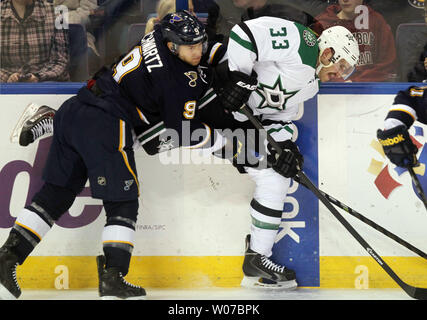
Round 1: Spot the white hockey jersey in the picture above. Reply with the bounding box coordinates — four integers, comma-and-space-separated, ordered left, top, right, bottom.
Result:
227, 16, 320, 122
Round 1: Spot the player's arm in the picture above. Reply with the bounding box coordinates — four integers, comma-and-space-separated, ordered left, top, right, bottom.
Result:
204, 41, 227, 66
382, 86, 423, 130
214, 22, 259, 112
376, 86, 425, 167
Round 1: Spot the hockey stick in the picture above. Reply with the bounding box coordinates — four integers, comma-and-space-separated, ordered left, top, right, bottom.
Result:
292, 175, 427, 260
239, 104, 427, 300
407, 166, 427, 211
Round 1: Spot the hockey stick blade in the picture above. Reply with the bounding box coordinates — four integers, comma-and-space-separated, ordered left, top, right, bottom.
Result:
407, 166, 427, 211
239, 104, 427, 300
296, 171, 427, 300
292, 175, 427, 260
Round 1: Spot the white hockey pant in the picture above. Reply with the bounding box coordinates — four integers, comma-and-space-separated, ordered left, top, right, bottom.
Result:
245, 120, 295, 257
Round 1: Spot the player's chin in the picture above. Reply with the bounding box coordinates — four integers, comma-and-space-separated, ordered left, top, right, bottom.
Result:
190, 58, 201, 66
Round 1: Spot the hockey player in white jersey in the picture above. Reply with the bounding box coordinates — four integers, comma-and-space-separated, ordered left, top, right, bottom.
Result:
209, 8, 360, 289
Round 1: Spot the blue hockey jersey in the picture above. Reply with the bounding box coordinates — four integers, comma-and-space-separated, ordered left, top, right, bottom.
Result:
385, 86, 427, 129
88, 24, 227, 155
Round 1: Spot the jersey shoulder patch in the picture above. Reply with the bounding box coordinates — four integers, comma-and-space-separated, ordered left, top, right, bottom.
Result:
293, 23, 319, 69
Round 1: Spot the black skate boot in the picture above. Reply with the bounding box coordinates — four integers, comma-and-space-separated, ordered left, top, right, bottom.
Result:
10, 103, 55, 146
0, 234, 22, 299
241, 234, 298, 290
96, 255, 146, 300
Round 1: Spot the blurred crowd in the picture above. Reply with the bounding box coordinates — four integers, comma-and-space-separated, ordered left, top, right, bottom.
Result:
1, 0, 426, 83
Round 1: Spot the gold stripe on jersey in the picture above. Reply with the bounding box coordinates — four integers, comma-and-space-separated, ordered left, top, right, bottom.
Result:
389, 108, 416, 121
136, 108, 150, 124
208, 43, 222, 64
388, 103, 417, 121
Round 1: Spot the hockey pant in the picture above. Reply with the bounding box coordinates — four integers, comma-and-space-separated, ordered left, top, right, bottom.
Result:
245, 121, 295, 257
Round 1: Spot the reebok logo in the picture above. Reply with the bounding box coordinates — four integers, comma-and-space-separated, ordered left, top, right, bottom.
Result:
378, 134, 405, 147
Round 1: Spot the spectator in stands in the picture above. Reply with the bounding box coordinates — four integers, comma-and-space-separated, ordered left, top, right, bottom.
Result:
144, 0, 212, 35
407, 3, 427, 82
407, 42, 427, 83
90, 0, 143, 68
190, 0, 216, 14
0, 0, 69, 82
207, 0, 327, 42
53, 1, 99, 72
365, 0, 425, 36
51, 0, 100, 79
312, 0, 398, 82
145, 0, 175, 34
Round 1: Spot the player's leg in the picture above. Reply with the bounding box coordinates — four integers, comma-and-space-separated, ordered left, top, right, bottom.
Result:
242, 167, 297, 289
0, 100, 87, 299
10, 103, 56, 146
0, 183, 82, 300
96, 199, 145, 300
241, 121, 298, 289
79, 115, 145, 300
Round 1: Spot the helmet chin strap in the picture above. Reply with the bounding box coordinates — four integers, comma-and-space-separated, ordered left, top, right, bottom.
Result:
170, 43, 179, 55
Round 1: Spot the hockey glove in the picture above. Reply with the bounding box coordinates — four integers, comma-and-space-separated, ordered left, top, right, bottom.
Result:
377, 125, 418, 168
271, 140, 304, 178
217, 70, 258, 112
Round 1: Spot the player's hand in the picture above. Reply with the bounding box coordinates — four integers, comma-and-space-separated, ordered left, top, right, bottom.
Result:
7, 73, 20, 83
21, 74, 39, 83
271, 140, 304, 178
218, 70, 258, 112
377, 125, 418, 168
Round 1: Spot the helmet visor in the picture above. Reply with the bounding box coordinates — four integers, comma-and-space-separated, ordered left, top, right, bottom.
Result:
333, 58, 356, 80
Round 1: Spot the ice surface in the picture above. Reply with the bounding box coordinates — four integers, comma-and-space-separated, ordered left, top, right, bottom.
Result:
18, 287, 412, 300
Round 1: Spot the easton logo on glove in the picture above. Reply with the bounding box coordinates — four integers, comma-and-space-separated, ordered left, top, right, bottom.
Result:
236, 81, 258, 91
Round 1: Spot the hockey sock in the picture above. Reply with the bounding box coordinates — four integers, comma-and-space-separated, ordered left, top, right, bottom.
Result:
102, 225, 134, 276
102, 200, 138, 276
9, 204, 54, 264
249, 198, 282, 257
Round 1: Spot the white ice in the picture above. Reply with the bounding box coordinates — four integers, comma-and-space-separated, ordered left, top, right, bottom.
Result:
18, 287, 413, 300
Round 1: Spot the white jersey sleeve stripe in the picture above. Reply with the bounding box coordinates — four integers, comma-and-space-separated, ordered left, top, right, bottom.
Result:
229, 29, 256, 54
388, 104, 417, 121
228, 24, 257, 74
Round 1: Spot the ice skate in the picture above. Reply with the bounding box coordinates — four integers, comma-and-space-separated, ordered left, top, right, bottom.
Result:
10, 103, 55, 146
241, 235, 298, 290
96, 255, 146, 300
0, 234, 22, 300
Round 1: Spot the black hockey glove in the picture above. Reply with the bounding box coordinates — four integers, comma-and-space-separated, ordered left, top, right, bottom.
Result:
270, 140, 304, 178
217, 70, 258, 112
377, 125, 418, 168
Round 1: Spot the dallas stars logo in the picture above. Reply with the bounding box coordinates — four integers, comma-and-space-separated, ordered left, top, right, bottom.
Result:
255, 76, 299, 110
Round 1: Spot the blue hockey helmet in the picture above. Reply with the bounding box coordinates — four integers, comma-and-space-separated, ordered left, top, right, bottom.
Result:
160, 10, 207, 53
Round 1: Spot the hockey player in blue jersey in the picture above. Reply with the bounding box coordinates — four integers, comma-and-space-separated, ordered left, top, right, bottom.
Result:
0, 10, 259, 300
377, 86, 427, 168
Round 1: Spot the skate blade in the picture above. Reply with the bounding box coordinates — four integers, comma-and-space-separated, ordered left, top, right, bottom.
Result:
0, 283, 18, 300
10, 103, 41, 144
241, 276, 298, 290
101, 295, 146, 300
